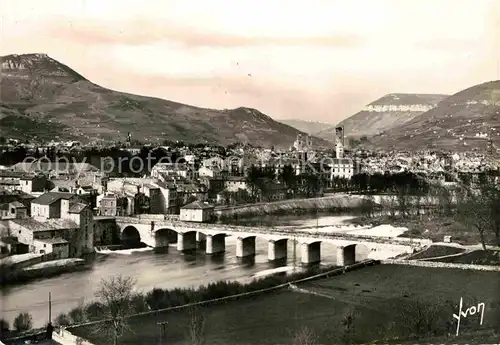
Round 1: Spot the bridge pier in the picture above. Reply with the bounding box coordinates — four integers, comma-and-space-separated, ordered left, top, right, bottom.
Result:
301, 242, 321, 265
337, 245, 356, 266
206, 234, 225, 255
236, 236, 256, 258
268, 239, 287, 261
197, 232, 206, 243
154, 235, 169, 249
177, 232, 197, 252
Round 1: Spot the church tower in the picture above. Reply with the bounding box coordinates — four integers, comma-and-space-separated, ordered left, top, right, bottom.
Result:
335, 126, 344, 158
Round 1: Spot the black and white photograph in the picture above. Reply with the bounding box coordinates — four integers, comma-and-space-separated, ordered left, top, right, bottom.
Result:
1, 0, 499, 344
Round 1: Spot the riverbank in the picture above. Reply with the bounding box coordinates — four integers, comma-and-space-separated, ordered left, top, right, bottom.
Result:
214, 194, 375, 221
69, 264, 500, 345
0, 258, 90, 286
348, 213, 497, 245
1, 263, 349, 342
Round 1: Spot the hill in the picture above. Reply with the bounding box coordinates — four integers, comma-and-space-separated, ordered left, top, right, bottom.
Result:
369, 80, 500, 152
0, 53, 329, 148
279, 119, 332, 135
315, 93, 448, 141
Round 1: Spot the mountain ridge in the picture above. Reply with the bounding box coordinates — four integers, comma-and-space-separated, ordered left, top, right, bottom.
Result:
0, 53, 330, 148
279, 119, 333, 135
368, 80, 500, 152
315, 93, 449, 141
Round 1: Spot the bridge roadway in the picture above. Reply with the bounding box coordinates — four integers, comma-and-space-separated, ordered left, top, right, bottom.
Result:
113, 216, 430, 266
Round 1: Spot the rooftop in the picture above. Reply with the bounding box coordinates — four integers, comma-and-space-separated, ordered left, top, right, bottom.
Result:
32, 192, 75, 205
9, 218, 79, 232
68, 202, 88, 214
36, 237, 69, 244
181, 200, 214, 210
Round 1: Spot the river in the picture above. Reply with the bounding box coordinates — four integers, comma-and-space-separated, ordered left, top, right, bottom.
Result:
1, 213, 400, 328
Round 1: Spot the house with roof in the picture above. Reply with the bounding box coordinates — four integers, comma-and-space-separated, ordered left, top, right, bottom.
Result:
24, 192, 94, 256
31, 192, 78, 220
180, 200, 215, 222
329, 158, 360, 180
9, 218, 78, 257
0, 201, 28, 220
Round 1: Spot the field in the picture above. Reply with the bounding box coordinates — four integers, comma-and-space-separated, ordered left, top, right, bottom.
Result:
70, 265, 500, 345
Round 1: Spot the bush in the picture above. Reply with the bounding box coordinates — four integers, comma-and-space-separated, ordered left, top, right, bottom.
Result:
13, 312, 33, 332
69, 306, 87, 324
0, 318, 10, 338
62, 265, 342, 327
55, 313, 71, 327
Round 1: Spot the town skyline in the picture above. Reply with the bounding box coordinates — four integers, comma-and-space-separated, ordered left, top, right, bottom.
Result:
1, 0, 499, 123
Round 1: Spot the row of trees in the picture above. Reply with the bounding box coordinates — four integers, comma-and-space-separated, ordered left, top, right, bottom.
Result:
358, 172, 500, 249
245, 165, 323, 201
349, 171, 429, 194
4, 274, 496, 344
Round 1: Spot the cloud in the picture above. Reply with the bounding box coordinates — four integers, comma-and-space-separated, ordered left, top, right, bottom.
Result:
43, 18, 365, 49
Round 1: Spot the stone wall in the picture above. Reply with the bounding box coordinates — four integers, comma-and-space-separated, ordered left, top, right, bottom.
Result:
381, 259, 500, 271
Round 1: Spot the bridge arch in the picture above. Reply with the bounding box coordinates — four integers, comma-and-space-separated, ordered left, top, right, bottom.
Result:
336, 243, 370, 266
177, 230, 197, 252
155, 228, 178, 244
301, 240, 322, 265
236, 235, 257, 258
121, 226, 141, 248
268, 238, 288, 261
206, 233, 227, 255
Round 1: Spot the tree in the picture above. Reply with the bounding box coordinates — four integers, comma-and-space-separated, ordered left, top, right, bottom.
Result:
457, 177, 500, 248
0, 318, 9, 338
340, 307, 357, 345
245, 165, 262, 201
13, 312, 33, 332
396, 185, 411, 218
55, 313, 71, 327
396, 298, 443, 338
292, 325, 317, 345
456, 192, 491, 250
93, 275, 137, 345
187, 306, 206, 345
278, 164, 296, 192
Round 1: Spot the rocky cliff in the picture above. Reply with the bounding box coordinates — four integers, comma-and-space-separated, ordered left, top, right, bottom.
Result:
369, 80, 500, 152
316, 93, 448, 141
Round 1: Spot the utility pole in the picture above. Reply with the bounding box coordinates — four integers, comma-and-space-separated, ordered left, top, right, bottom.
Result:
48, 292, 52, 323
292, 236, 297, 273
158, 321, 167, 345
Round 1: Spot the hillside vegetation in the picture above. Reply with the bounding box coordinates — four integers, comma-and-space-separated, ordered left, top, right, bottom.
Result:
316, 93, 448, 140
369, 81, 500, 152
1, 53, 329, 148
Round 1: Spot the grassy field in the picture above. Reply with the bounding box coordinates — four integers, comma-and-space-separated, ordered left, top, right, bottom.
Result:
436, 249, 500, 265
70, 265, 500, 345
407, 244, 465, 259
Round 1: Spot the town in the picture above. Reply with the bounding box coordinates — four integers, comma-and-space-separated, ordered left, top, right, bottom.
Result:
1, 127, 499, 344
1, 1, 500, 343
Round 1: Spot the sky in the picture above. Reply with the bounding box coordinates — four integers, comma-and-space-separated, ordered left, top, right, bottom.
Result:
1, 0, 499, 124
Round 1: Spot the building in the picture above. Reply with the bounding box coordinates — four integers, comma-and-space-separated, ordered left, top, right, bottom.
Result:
151, 163, 198, 180
20, 191, 94, 257
224, 176, 248, 191
330, 158, 360, 180
180, 200, 214, 222
31, 192, 78, 220
33, 237, 69, 258
9, 218, 81, 257
0, 201, 28, 220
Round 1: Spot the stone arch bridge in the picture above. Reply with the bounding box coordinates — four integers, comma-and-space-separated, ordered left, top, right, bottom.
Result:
115, 217, 428, 266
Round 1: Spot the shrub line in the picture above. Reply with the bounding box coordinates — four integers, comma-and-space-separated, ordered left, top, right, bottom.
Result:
67, 259, 379, 330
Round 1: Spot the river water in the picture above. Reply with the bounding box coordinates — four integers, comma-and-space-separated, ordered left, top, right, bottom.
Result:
1, 214, 397, 328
